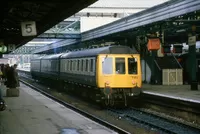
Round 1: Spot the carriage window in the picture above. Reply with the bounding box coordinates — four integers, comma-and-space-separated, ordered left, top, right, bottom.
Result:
77, 60, 80, 71
115, 58, 125, 74
70, 60, 73, 71
81, 60, 84, 71
73, 60, 75, 71
102, 57, 113, 74
85, 59, 88, 72
128, 58, 137, 74
90, 59, 93, 72
65, 60, 68, 71
67, 60, 70, 71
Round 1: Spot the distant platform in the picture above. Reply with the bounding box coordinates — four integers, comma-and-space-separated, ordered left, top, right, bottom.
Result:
142, 84, 200, 104
17, 67, 30, 72
0, 83, 117, 134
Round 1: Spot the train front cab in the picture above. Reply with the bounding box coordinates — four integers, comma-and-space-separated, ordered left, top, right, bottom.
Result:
97, 54, 142, 106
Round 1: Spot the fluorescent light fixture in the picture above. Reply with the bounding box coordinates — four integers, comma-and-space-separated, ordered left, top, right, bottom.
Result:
176, 29, 186, 33
28, 41, 54, 44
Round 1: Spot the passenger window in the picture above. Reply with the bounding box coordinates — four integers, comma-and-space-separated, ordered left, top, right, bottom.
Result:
85, 59, 88, 72
83, 60, 86, 72
65, 60, 68, 71
73, 60, 76, 71
67, 60, 70, 71
128, 58, 137, 74
90, 59, 93, 72
77, 60, 80, 71
75, 60, 77, 71
81, 60, 83, 71
70, 60, 73, 71
102, 57, 113, 74
115, 58, 125, 74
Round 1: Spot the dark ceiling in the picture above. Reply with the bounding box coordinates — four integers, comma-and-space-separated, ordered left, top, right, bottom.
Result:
0, 0, 97, 49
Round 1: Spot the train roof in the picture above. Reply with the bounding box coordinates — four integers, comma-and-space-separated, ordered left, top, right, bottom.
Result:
31, 55, 45, 61
61, 45, 138, 59
41, 53, 63, 60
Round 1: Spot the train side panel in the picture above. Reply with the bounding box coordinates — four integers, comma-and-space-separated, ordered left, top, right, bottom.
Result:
30, 58, 41, 79
40, 59, 60, 80
59, 57, 97, 87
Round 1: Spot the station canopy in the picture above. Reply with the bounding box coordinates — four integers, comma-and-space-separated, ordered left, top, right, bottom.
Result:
0, 0, 97, 54
11, 0, 170, 54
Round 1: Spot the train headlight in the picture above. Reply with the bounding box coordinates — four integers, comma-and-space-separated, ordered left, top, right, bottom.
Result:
132, 80, 136, 85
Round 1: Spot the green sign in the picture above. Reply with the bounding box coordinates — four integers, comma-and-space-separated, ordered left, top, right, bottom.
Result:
0, 45, 8, 53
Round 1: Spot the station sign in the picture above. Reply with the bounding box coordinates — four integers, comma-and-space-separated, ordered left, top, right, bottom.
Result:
0, 40, 7, 53
21, 21, 37, 36
0, 46, 7, 53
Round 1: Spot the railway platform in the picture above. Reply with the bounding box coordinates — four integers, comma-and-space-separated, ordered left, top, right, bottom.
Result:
142, 84, 200, 103
0, 83, 117, 134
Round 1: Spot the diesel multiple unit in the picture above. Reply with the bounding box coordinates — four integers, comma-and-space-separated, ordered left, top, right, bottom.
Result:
31, 45, 142, 107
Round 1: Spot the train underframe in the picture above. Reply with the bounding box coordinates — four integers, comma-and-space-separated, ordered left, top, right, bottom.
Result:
101, 87, 141, 107
32, 75, 141, 107
62, 80, 141, 107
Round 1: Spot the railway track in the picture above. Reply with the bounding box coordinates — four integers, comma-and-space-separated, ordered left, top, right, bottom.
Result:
141, 93, 200, 115
140, 93, 200, 130
108, 107, 200, 134
18, 70, 200, 134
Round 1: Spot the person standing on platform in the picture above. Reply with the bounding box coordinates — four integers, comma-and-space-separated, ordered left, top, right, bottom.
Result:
13, 64, 20, 87
7, 64, 19, 88
0, 64, 6, 111
4, 64, 10, 86
0, 64, 3, 81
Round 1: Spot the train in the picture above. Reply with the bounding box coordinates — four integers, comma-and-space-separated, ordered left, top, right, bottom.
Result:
30, 45, 142, 107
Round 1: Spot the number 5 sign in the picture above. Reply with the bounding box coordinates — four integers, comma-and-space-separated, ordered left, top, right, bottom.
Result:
21, 21, 37, 36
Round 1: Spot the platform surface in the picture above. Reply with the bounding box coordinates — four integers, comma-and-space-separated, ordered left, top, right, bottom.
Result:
142, 84, 200, 103
0, 83, 117, 134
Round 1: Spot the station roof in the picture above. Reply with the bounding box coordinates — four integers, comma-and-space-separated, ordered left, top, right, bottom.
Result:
11, 0, 200, 55
0, 0, 97, 49
88, 0, 169, 8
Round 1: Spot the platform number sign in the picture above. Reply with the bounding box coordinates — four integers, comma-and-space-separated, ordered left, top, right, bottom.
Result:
21, 21, 37, 36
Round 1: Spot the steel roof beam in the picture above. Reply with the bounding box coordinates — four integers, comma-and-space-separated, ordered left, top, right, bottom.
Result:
32, 0, 200, 54
31, 39, 80, 53
81, 0, 200, 41
37, 33, 81, 39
